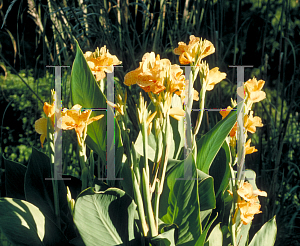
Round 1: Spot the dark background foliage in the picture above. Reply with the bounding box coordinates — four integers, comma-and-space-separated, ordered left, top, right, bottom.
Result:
0, 0, 299, 245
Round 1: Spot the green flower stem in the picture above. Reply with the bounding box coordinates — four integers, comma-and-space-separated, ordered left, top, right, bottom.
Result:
154, 180, 160, 229
89, 150, 95, 187
142, 168, 158, 237
140, 111, 158, 237
193, 87, 206, 136
47, 118, 60, 230
141, 117, 150, 180
78, 137, 88, 190
131, 167, 148, 236
131, 143, 141, 186
154, 114, 170, 230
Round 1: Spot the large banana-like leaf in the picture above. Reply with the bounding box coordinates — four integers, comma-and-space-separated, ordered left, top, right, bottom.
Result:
73, 187, 137, 246
196, 101, 243, 174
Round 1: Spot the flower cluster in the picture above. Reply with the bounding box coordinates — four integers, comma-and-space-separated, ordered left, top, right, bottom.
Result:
173, 35, 215, 65
236, 182, 267, 225
35, 91, 104, 147
123, 52, 191, 121
84, 45, 122, 81
60, 104, 104, 145
220, 77, 265, 155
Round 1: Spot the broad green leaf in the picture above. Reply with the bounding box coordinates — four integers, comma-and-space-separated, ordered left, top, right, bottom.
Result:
205, 223, 223, 246
74, 187, 137, 246
209, 140, 231, 198
24, 148, 55, 222
4, 157, 27, 200
0, 198, 68, 246
150, 229, 176, 246
134, 130, 158, 162
196, 101, 243, 174
24, 147, 76, 240
237, 222, 252, 246
197, 169, 216, 211
161, 154, 202, 246
248, 216, 277, 246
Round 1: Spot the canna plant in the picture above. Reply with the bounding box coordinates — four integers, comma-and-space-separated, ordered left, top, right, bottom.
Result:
0, 36, 276, 246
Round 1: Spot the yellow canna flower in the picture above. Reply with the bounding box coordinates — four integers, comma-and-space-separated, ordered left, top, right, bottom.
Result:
60, 104, 104, 139
84, 45, 122, 81
244, 111, 263, 134
244, 77, 266, 103
173, 35, 215, 65
245, 139, 258, 155
169, 64, 185, 96
237, 182, 267, 225
198, 39, 215, 61
238, 200, 262, 225
204, 67, 227, 91
34, 90, 56, 148
35, 117, 48, 148
237, 182, 267, 203
124, 52, 168, 94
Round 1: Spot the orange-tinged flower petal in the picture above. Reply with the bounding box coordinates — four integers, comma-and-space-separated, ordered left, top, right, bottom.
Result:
147, 122, 153, 136
146, 111, 157, 125
245, 78, 266, 103
238, 200, 261, 225
244, 111, 263, 134
84, 51, 93, 61
245, 139, 258, 155
230, 122, 238, 137
179, 52, 193, 65
169, 107, 185, 121
35, 117, 48, 148
95, 71, 106, 81
219, 106, 237, 136
220, 106, 233, 119
200, 40, 215, 60
86, 114, 104, 125
173, 42, 187, 55
193, 89, 199, 101
43, 102, 55, 117
237, 181, 266, 225
237, 182, 267, 203
237, 182, 253, 200
227, 190, 233, 197
205, 67, 226, 91
253, 189, 267, 197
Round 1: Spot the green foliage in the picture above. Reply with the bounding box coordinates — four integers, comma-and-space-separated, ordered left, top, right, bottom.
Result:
1, 0, 299, 245
73, 186, 138, 246
248, 216, 277, 246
